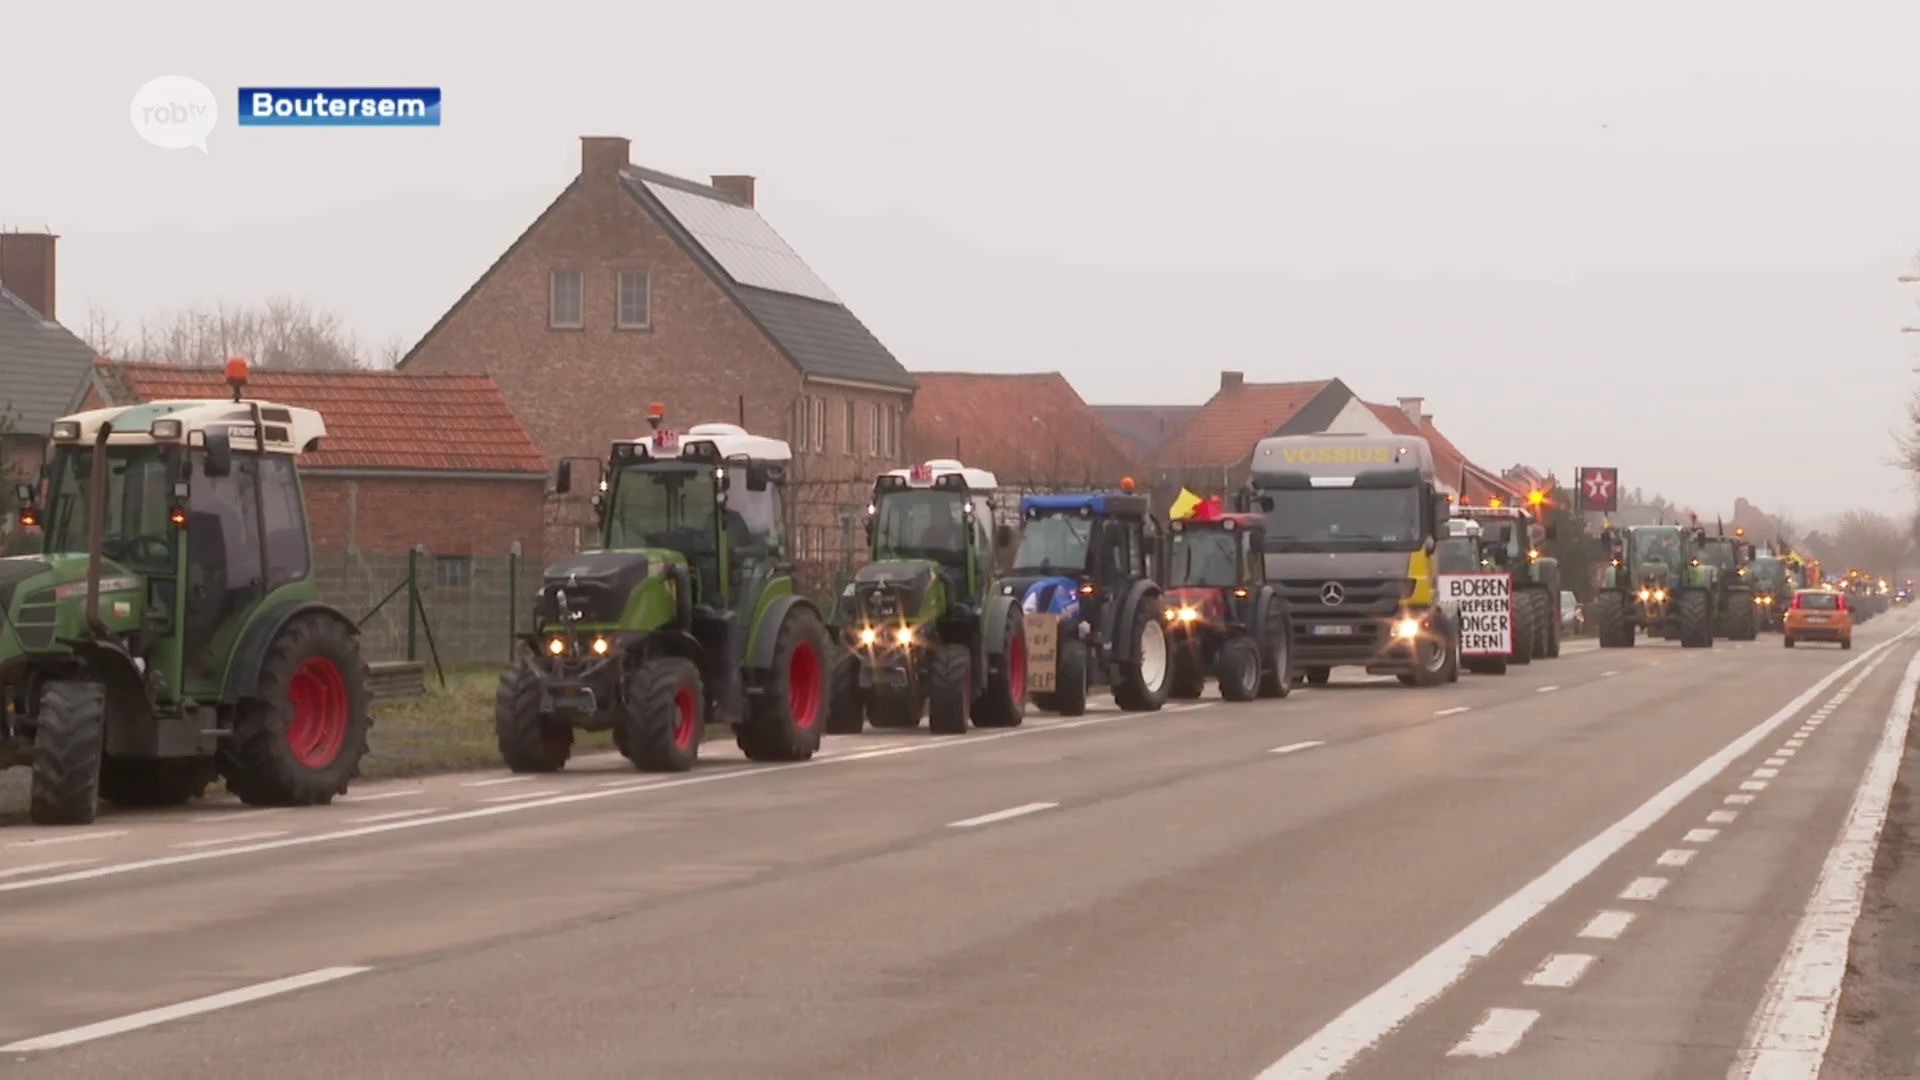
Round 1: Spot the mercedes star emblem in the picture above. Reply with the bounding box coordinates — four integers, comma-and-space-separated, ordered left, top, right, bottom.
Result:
1320, 581, 1345, 606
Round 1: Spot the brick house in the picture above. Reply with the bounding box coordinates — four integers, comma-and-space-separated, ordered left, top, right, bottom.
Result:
0, 232, 97, 507
905, 372, 1139, 488
396, 135, 918, 593
82, 360, 548, 665
1144, 373, 1387, 505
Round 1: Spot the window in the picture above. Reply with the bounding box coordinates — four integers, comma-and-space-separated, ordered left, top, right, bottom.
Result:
843, 400, 855, 455
258, 455, 310, 588
869, 403, 881, 457
617, 270, 650, 328
886, 405, 901, 462
434, 555, 473, 588
550, 269, 583, 329
812, 396, 826, 453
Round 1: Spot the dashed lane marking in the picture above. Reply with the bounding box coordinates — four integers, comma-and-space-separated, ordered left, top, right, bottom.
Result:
4, 830, 129, 849
1269, 741, 1326, 756
1658, 849, 1697, 867
1523, 953, 1595, 988
171, 831, 289, 850
0, 859, 98, 880
947, 802, 1057, 829
1620, 876, 1669, 901
1578, 910, 1637, 940
1447, 1008, 1539, 1058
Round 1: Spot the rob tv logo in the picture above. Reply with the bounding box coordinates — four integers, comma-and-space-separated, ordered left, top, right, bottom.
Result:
130, 75, 218, 153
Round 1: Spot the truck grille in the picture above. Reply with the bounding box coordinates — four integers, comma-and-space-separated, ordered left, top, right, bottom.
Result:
1274, 578, 1408, 616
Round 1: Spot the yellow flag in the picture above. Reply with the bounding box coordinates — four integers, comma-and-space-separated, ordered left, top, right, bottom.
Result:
1169, 488, 1203, 520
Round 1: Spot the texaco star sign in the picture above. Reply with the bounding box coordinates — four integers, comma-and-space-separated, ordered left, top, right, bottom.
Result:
1577, 467, 1618, 512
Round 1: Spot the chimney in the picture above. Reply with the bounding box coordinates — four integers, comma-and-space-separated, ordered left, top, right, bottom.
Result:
1220, 371, 1245, 393
1396, 396, 1423, 426
1420, 413, 1433, 428
0, 231, 57, 321
579, 136, 631, 178
711, 175, 756, 208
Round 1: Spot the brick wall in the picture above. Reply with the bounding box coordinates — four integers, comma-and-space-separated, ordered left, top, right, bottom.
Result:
302, 474, 544, 561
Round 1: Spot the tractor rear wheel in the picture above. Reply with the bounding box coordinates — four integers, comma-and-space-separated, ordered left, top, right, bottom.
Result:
1527, 591, 1552, 658
1113, 597, 1171, 712
1677, 590, 1713, 648
738, 606, 830, 762
1727, 590, 1758, 641
825, 651, 865, 735
1509, 594, 1534, 665
1217, 635, 1260, 701
30, 680, 106, 826
1594, 592, 1630, 647
927, 643, 972, 735
972, 610, 1027, 729
223, 614, 372, 807
622, 657, 703, 772
1257, 603, 1292, 699
100, 757, 216, 808
1050, 638, 1091, 716
495, 656, 571, 773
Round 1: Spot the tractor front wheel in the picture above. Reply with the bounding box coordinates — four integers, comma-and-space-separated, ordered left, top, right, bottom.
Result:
1257, 603, 1292, 699
1727, 590, 1758, 641
1112, 597, 1171, 712
738, 607, 831, 762
1217, 635, 1260, 701
927, 643, 972, 735
622, 657, 703, 772
495, 656, 572, 773
1677, 591, 1714, 648
1527, 591, 1552, 659
223, 615, 372, 806
1168, 636, 1207, 699
972, 610, 1028, 729
825, 651, 865, 735
1594, 592, 1630, 647
30, 680, 106, 826
1050, 637, 1091, 716
1509, 596, 1534, 665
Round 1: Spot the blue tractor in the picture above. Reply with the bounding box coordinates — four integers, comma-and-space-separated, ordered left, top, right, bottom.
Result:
1000, 488, 1172, 716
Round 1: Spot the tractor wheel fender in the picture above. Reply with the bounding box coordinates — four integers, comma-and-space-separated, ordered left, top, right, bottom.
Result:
220, 601, 360, 704
982, 592, 1021, 659
1111, 580, 1161, 664
748, 594, 823, 673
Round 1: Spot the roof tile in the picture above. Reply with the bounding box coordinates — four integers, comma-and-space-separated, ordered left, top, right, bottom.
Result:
1148, 381, 1333, 469
905, 372, 1140, 484
1362, 400, 1520, 504
0, 287, 97, 435
91, 360, 547, 474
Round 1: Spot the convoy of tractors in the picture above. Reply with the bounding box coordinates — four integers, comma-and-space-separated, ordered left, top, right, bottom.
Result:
0, 383, 1897, 825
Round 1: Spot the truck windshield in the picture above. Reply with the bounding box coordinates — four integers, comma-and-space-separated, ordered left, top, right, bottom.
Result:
1013, 514, 1091, 574
42, 445, 178, 573
1167, 530, 1238, 587
606, 464, 718, 551
1253, 487, 1422, 551
872, 489, 968, 562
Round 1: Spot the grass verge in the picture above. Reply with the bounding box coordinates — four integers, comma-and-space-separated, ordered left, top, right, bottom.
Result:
365, 665, 613, 779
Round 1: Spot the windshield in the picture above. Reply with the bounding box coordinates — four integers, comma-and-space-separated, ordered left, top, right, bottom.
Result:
1013, 514, 1091, 574
873, 489, 969, 562
1254, 487, 1421, 552
43, 445, 179, 573
1698, 541, 1740, 569
606, 464, 718, 551
1631, 528, 1682, 574
1750, 558, 1787, 589
1435, 537, 1482, 573
1168, 529, 1239, 587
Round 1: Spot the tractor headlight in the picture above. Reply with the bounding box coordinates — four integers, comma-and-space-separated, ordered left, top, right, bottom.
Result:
546, 637, 566, 656
1395, 618, 1422, 639
1177, 606, 1200, 622
150, 418, 184, 440
1638, 588, 1651, 601
858, 627, 878, 646
1654, 589, 1667, 601
894, 626, 915, 646
591, 636, 610, 656
51, 421, 80, 441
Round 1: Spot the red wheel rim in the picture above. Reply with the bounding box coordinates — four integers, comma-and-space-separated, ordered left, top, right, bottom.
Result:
1009, 630, 1026, 706
672, 684, 698, 750
788, 640, 822, 730
286, 656, 349, 768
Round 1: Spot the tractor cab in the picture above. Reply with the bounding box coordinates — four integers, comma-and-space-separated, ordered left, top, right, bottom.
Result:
854, 459, 1008, 632
1160, 494, 1291, 701
1437, 516, 1488, 573
1162, 496, 1265, 618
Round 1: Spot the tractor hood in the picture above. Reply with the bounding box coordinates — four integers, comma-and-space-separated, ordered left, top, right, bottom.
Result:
536, 549, 676, 626
0, 555, 49, 614
849, 560, 939, 623
0, 553, 147, 657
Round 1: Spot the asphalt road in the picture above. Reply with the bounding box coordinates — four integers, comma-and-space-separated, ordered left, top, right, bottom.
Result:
0, 618, 1914, 1079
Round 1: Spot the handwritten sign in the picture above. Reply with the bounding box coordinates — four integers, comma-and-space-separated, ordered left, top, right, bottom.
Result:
1438, 572, 1513, 656
1024, 613, 1058, 693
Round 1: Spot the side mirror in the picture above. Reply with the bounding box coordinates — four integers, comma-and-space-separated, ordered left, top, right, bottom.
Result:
1256, 494, 1275, 513
203, 428, 233, 478
746, 464, 770, 493
995, 522, 1015, 549
590, 493, 606, 520
555, 460, 573, 494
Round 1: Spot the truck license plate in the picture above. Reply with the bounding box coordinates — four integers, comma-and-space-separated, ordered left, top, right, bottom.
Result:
1311, 624, 1355, 636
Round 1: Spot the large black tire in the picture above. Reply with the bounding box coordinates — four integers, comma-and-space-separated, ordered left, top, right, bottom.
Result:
495, 656, 571, 773
1406, 621, 1452, 686
222, 614, 372, 807
1257, 601, 1292, 699
622, 657, 703, 772
1217, 635, 1260, 701
100, 757, 216, 808
1305, 667, 1331, 686
30, 680, 105, 825
1726, 589, 1758, 641
1594, 591, 1631, 647
1050, 637, 1091, 716
1509, 595, 1534, 665
1112, 596, 1171, 712
1783, 634, 1795, 648
1677, 590, 1713, 648
927, 643, 972, 735
1526, 591, 1552, 659
1168, 642, 1207, 699
825, 651, 865, 734
738, 606, 831, 762
972, 611, 1028, 729
1546, 597, 1563, 657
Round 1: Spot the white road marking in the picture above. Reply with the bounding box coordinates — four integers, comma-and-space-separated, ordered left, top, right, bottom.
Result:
1658, 849, 1698, 867
1726, 794, 1757, 805
1536, 685, 1560, 693
463, 776, 532, 788
171, 831, 289, 850
1774, 750, 1797, 759
1741, 780, 1771, 792
1524, 953, 1595, 988
336, 789, 424, 803
1729, 647, 1920, 1079
1434, 707, 1472, 717
1269, 741, 1326, 756
1785, 739, 1805, 748
948, 802, 1058, 828
1251, 626, 1918, 1080
1765, 757, 1789, 767
1753, 768, 1781, 780
0, 966, 373, 1052
346, 808, 437, 824
1447, 1008, 1539, 1058
185, 808, 285, 825
1685, 828, 1722, 843
1620, 876, 1669, 901
1602, 670, 1620, 677
481, 789, 560, 804
1707, 810, 1740, 824
0, 859, 98, 880
3, 830, 128, 849
1579, 909, 1637, 940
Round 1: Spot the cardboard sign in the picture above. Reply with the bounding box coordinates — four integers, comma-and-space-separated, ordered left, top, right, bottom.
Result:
1438, 572, 1514, 656
1023, 613, 1058, 693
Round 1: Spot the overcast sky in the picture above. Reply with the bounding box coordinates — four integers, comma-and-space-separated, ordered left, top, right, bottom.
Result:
6, 0, 1918, 523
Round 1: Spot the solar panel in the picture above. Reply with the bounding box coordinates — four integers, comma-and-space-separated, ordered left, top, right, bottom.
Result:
644, 181, 841, 305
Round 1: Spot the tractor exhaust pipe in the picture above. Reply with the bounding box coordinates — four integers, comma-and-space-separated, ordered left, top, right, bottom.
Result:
84, 421, 112, 638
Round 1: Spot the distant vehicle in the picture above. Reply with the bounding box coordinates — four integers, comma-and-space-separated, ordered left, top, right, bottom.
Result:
1560, 590, 1584, 634
1783, 589, 1852, 650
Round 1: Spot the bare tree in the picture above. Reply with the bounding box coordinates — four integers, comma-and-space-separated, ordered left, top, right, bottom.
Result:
83, 295, 378, 370
1828, 509, 1913, 577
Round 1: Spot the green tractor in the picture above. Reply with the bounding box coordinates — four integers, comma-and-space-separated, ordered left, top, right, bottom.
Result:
1745, 553, 1792, 632
824, 459, 1027, 736
1, 363, 375, 824
1695, 528, 1759, 641
1591, 524, 1716, 648
495, 409, 832, 773
1452, 503, 1562, 659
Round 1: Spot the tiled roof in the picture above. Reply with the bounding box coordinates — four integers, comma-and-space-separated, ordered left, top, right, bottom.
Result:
1149, 380, 1336, 469
0, 286, 97, 436
1364, 400, 1520, 503
1092, 405, 1201, 454
904, 372, 1140, 485
90, 360, 546, 474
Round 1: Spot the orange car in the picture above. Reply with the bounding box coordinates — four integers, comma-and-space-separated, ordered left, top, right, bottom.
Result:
1783, 588, 1852, 649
